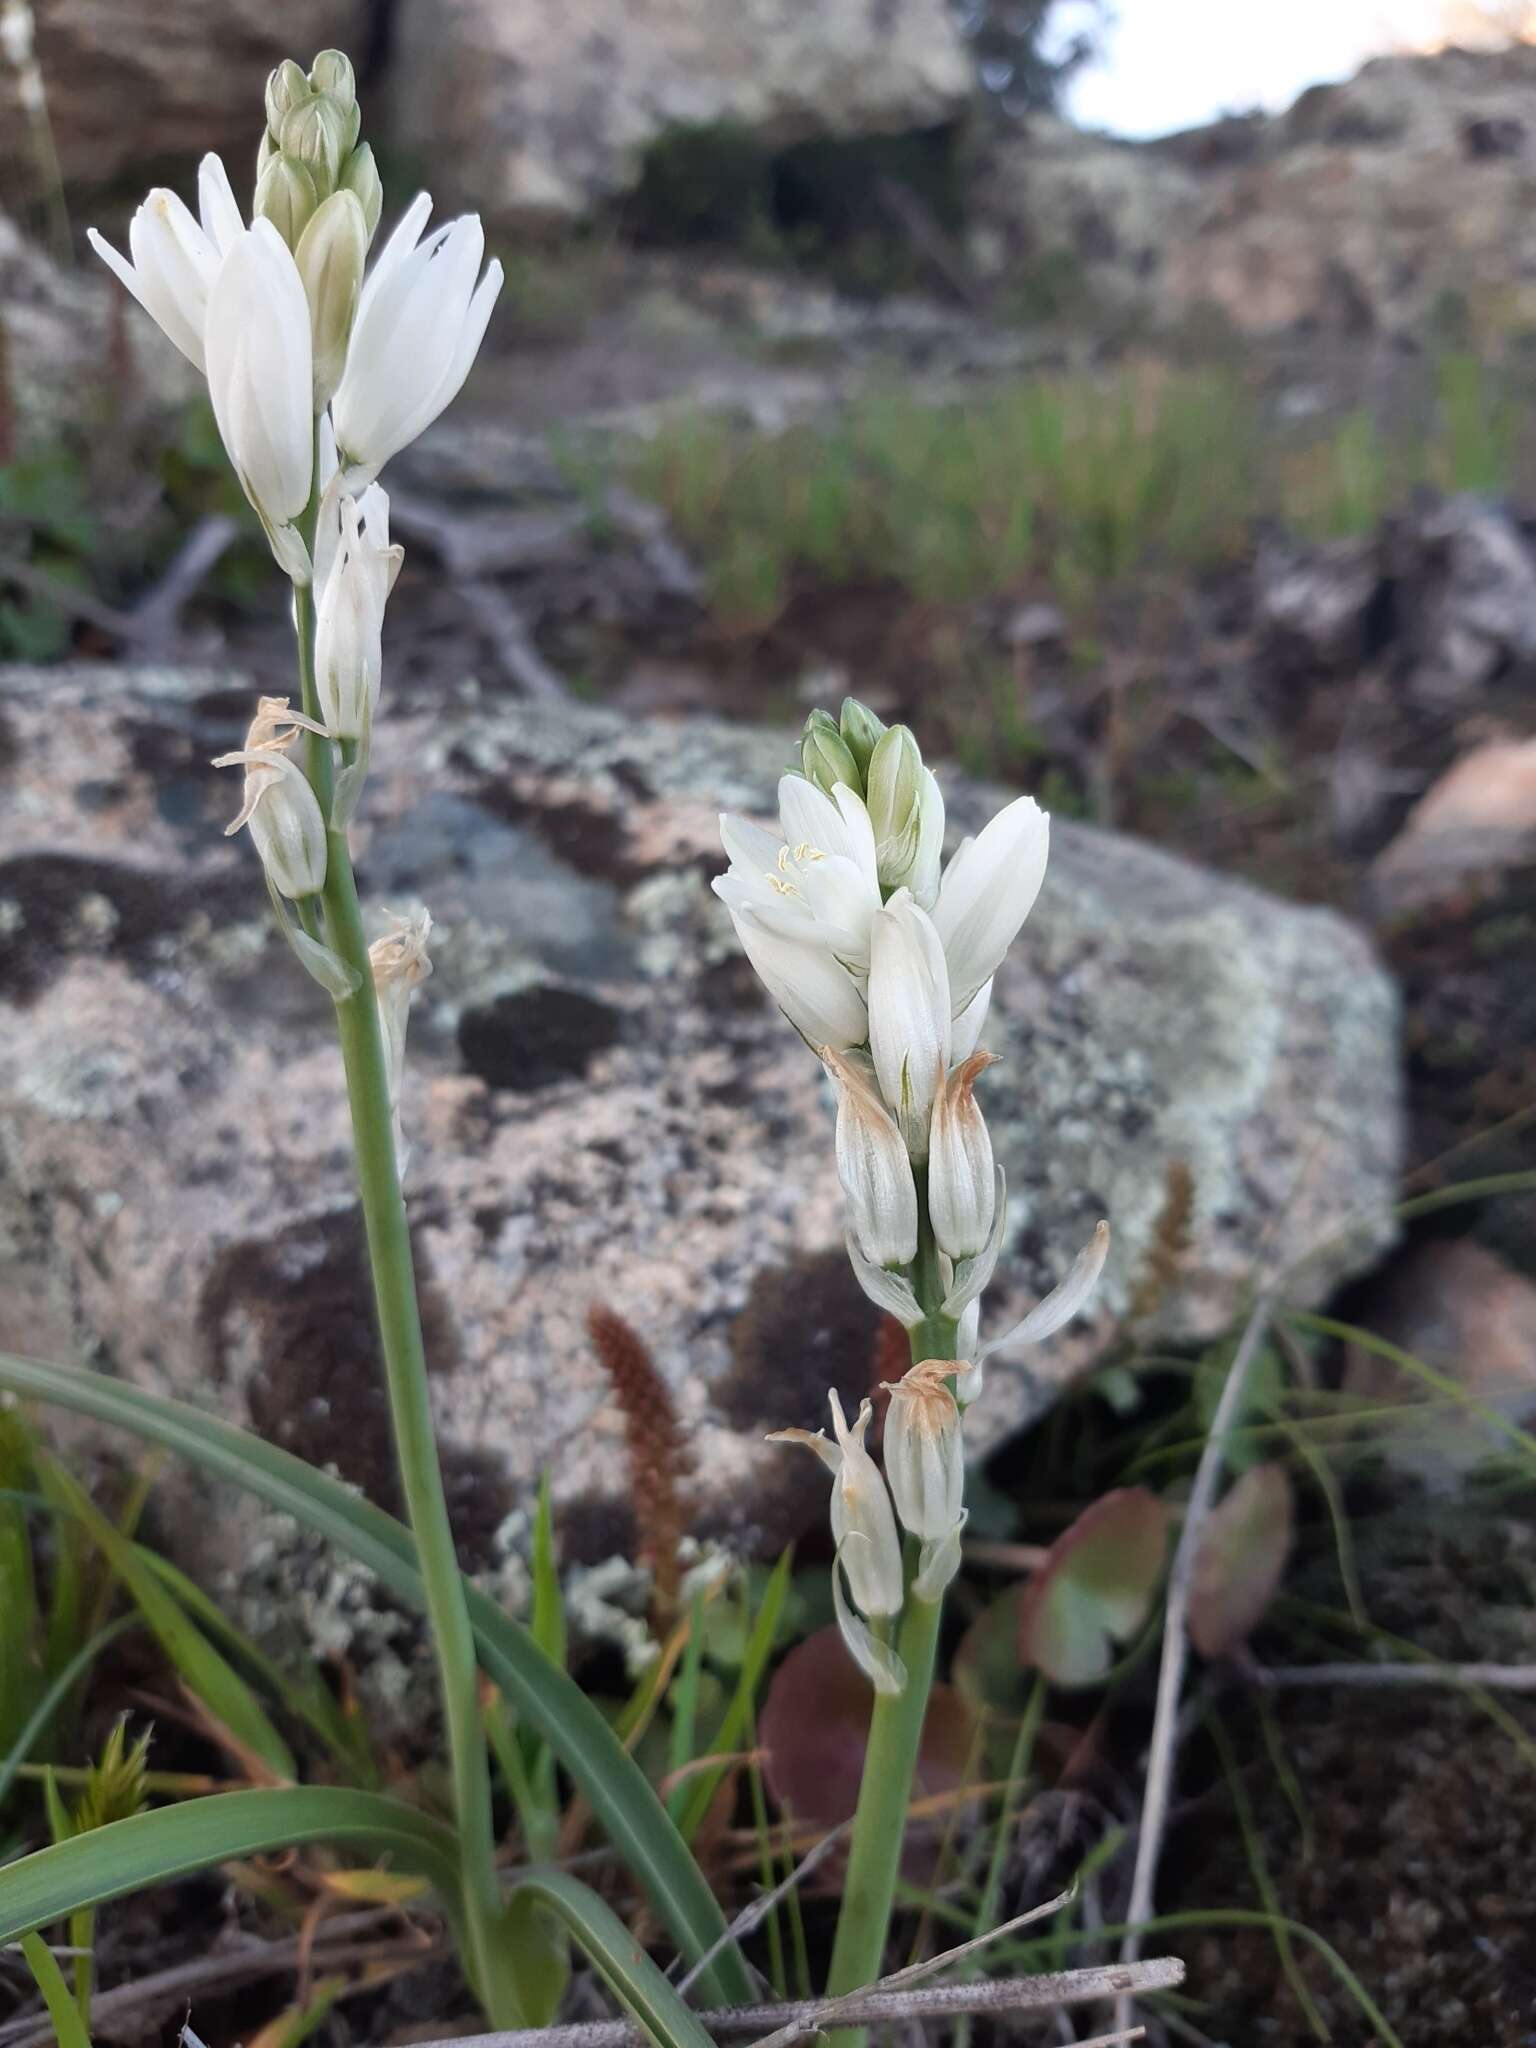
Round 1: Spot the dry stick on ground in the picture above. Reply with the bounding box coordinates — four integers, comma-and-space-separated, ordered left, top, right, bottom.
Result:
1257, 1660, 1536, 1692
673, 1818, 852, 1995
0, 1919, 434, 2048
1114, 1292, 1276, 2035
406, 1959, 1183, 2048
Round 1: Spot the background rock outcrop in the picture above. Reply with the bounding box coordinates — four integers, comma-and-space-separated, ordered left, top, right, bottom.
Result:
386, 0, 973, 224
0, 667, 1402, 1633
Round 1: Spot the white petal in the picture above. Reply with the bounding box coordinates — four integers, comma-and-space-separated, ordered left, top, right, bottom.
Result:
197, 153, 244, 255
941, 1166, 1008, 1317
845, 1232, 923, 1326
979, 1220, 1111, 1360
952, 977, 993, 1057
868, 892, 951, 1158
720, 811, 783, 879
731, 910, 868, 1049
913, 1511, 967, 1603
933, 796, 1050, 1011
832, 1554, 907, 1696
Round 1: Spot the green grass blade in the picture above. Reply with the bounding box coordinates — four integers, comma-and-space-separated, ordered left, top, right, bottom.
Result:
0, 1352, 752, 2006
510, 1869, 716, 2048
0, 1617, 138, 1815
675, 1550, 790, 1843
20, 1931, 93, 2048
666, 1589, 708, 1826
530, 1470, 565, 1673
0, 1787, 465, 1948
35, 1453, 296, 1781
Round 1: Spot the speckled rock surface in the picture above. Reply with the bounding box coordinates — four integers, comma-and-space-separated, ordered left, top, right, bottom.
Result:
0, 666, 1403, 1661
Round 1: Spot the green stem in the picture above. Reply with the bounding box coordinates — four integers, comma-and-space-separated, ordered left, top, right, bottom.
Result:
823, 1206, 957, 2043
291, 575, 516, 2024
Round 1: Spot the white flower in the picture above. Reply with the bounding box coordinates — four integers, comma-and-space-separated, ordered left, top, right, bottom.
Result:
866, 726, 944, 907
822, 1048, 917, 1269
204, 221, 315, 578
86, 153, 243, 372
212, 696, 329, 899
769, 1392, 906, 1695
928, 1051, 997, 1261
714, 775, 882, 1047
931, 795, 1049, 1014
314, 482, 402, 737
882, 1359, 965, 1542
868, 891, 951, 1160
330, 195, 503, 483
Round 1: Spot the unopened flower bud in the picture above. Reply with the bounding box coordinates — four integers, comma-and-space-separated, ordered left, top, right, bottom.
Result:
279, 92, 349, 194
308, 48, 356, 110
265, 58, 309, 134
823, 1047, 917, 1269
839, 696, 888, 778
212, 696, 329, 899
255, 152, 319, 247
928, 1050, 998, 1260
257, 126, 277, 179
296, 189, 368, 408
868, 891, 951, 1160
801, 709, 862, 799
340, 141, 383, 242
882, 1360, 965, 1541
867, 725, 944, 904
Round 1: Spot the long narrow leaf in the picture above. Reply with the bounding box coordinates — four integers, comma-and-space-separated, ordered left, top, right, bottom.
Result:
510, 1869, 717, 2048
676, 1551, 790, 1843
0, 1787, 465, 1950
20, 1932, 93, 2048
0, 1353, 751, 2006
36, 1454, 296, 1781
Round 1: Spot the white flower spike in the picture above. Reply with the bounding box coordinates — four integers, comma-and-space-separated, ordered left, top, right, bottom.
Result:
331, 196, 504, 483
204, 221, 315, 579
822, 1047, 918, 1270
86, 152, 244, 372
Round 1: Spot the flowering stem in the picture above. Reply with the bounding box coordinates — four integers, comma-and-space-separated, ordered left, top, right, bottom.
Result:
291, 574, 517, 2024
822, 1217, 956, 2044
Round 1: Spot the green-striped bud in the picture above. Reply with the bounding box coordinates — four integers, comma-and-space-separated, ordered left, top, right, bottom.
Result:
340, 141, 384, 243
295, 190, 368, 409
839, 696, 888, 778
279, 92, 349, 195
264, 58, 309, 135
257, 125, 277, 180
867, 724, 943, 901
801, 708, 862, 798
254, 152, 319, 247
308, 48, 356, 110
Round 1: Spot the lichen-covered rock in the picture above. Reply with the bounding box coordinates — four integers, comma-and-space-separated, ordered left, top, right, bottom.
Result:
0, 667, 1402, 1660
386, 0, 972, 224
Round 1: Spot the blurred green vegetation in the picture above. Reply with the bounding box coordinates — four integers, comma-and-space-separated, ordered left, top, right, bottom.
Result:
626, 350, 1536, 630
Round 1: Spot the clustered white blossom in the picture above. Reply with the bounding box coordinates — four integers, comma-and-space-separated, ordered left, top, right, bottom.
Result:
91, 49, 490, 1172
723, 701, 1110, 1693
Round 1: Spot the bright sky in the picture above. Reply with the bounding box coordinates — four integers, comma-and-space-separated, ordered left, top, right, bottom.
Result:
1065, 1, 1525, 136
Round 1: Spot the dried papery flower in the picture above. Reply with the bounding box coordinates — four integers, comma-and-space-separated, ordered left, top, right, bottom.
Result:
928, 1050, 999, 1261
770, 1391, 906, 1695
881, 1359, 966, 1542
369, 907, 433, 1179
585, 1304, 691, 1627
822, 1046, 917, 1270
212, 695, 329, 900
